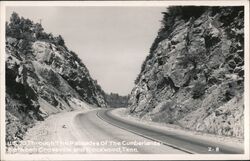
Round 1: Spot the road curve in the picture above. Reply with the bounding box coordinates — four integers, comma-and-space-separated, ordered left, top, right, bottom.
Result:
17, 108, 243, 154
96, 109, 244, 154
74, 109, 186, 154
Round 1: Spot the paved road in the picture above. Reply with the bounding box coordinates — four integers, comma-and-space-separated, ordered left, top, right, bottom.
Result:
74, 109, 185, 154
95, 109, 244, 154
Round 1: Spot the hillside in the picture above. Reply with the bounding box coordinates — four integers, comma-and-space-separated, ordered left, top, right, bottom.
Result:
5, 12, 107, 146
105, 93, 129, 108
128, 6, 244, 138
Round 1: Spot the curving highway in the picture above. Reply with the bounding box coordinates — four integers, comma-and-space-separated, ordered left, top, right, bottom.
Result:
73, 109, 185, 154
74, 108, 244, 154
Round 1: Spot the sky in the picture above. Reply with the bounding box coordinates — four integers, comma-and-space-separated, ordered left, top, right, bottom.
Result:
6, 6, 166, 95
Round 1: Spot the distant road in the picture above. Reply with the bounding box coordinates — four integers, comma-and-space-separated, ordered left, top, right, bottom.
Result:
94, 109, 244, 154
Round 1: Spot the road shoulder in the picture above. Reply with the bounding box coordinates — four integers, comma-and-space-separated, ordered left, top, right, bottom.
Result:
111, 108, 244, 151
6, 108, 93, 154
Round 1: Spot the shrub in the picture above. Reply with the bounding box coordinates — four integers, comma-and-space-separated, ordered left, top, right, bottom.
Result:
135, 6, 207, 85
6, 12, 68, 48
54, 35, 65, 46
134, 53, 152, 84
7, 12, 35, 40
160, 6, 207, 38
192, 82, 206, 99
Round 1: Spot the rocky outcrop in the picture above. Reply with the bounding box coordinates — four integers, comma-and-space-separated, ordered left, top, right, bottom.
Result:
5, 13, 107, 146
105, 93, 129, 108
128, 7, 244, 138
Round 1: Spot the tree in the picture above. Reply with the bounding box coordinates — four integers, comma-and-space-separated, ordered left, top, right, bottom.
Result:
56, 35, 65, 46
19, 17, 33, 33
7, 12, 35, 41
6, 22, 11, 36
7, 12, 21, 38
34, 23, 44, 39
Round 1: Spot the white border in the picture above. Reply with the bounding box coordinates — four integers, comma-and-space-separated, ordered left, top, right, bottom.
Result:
0, 1, 249, 160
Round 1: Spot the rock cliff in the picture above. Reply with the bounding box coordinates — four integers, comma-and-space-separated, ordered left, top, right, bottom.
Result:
128, 6, 244, 138
5, 12, 107, 146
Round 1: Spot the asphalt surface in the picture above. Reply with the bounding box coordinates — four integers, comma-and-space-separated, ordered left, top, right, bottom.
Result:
74, 109, 185, 154
95, 109, 244, 154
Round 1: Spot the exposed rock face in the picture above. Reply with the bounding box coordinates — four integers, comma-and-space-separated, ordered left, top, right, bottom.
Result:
128, 7, 244, 138
5, 14, 107, 146
105, 93, 129, 108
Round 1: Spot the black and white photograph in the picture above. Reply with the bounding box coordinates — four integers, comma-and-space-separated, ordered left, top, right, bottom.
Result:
0, 0, 249, 160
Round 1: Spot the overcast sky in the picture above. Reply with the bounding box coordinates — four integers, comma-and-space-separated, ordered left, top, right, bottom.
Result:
6, 7, 166, 95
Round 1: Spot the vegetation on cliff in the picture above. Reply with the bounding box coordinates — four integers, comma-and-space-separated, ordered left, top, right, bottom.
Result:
5, 12, 107, 146
130, 6, 244, 138
105, 93, 129, 108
